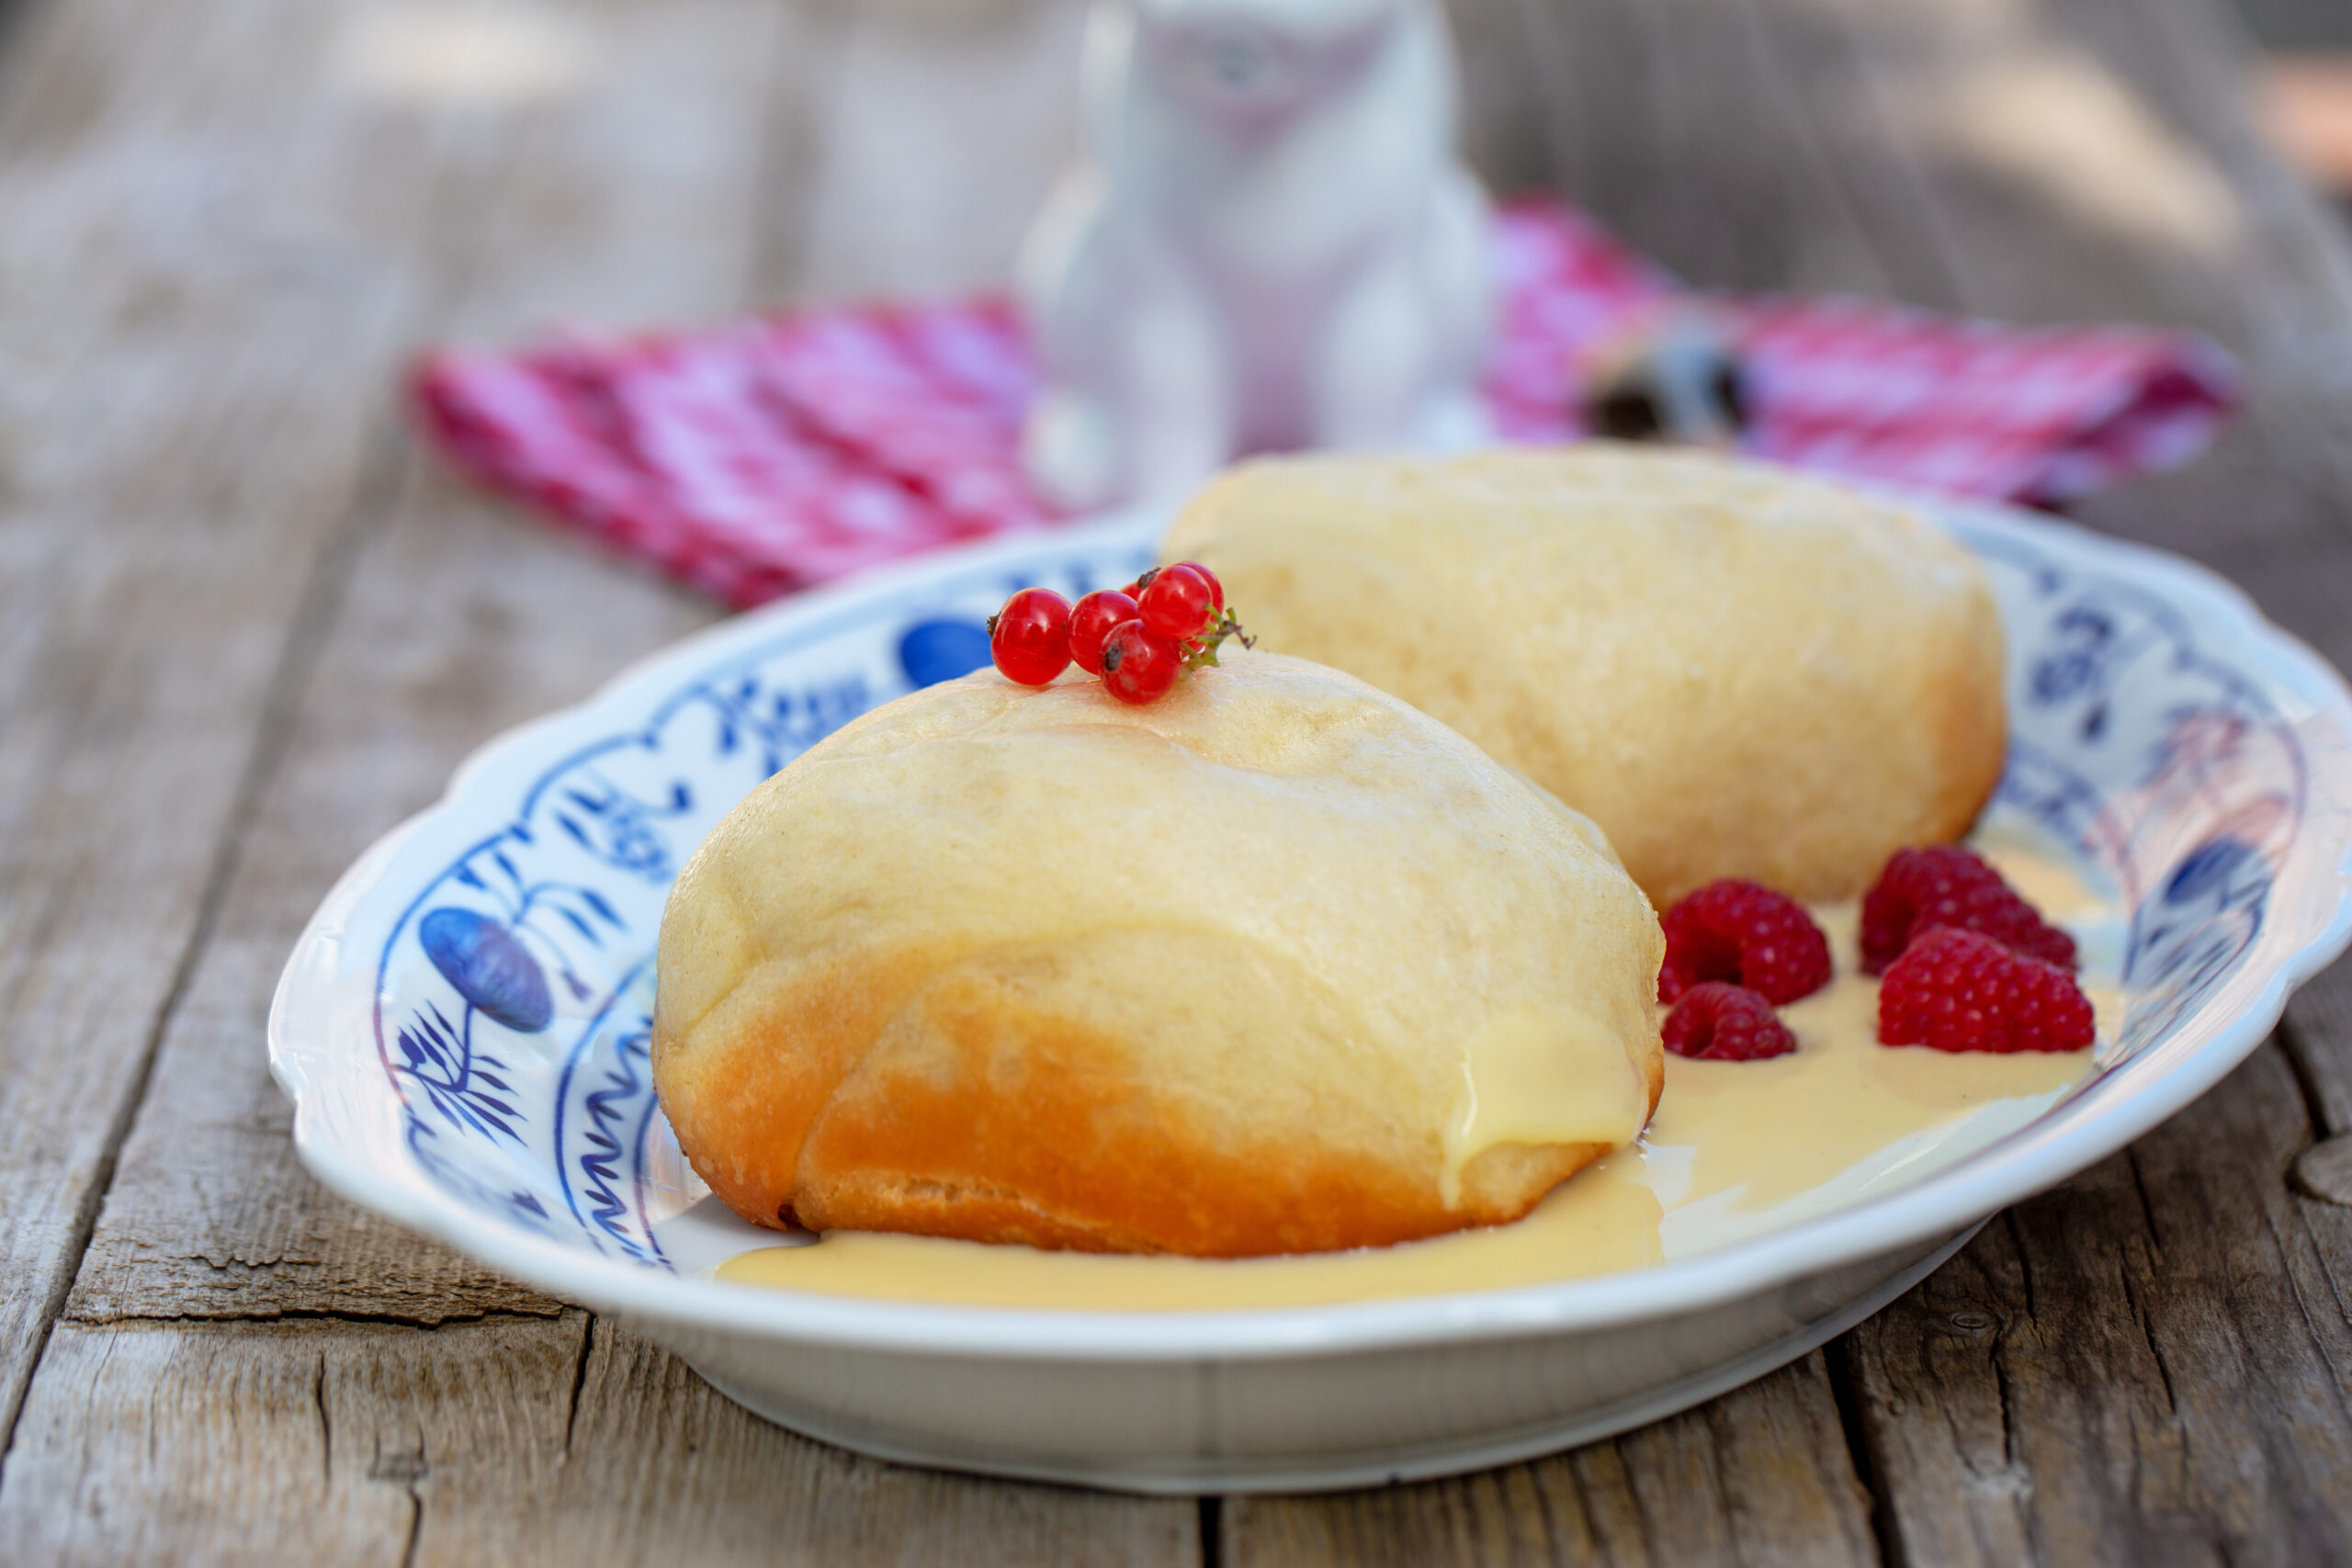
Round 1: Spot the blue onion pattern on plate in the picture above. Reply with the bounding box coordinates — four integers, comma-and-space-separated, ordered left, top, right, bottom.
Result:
356, 535, 1152, 1258
294, 503, 2350, 1277
266, 499, 2352, 1491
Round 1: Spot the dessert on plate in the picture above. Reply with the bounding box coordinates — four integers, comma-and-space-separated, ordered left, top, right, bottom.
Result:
657, 447, 2098, 1285
653, 650, 1665, 1258
1159, 445, 2006, 904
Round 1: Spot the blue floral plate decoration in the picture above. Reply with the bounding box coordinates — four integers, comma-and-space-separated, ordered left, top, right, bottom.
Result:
272, 497, 2352, 1494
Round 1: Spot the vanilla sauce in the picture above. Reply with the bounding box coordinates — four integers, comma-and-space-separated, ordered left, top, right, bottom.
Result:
712, 830, 2114, 1310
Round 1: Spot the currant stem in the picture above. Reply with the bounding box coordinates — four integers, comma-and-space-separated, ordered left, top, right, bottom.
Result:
1179, 610, 1251, 675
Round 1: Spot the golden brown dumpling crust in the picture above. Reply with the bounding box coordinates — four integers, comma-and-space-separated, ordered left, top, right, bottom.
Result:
1160, 446, 2007, 906
653, 654, 1663, 1258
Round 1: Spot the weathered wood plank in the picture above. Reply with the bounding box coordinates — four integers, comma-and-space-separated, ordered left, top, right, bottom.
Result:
1782, 0, 2352, 570
57, 459, 715, 1325
24, 0, 1196, 1561
0, 0, 554, 1448
531, 1319, 1195, 1567
56, 5, 1123, 1333
1526, 0, 1931, 301
0, 1314, 587, 1568
58, 0, 808, 1326
2288, 964, 2352, 1137
1225, 1353, 1876, 1568
59, 0, 1117, 1335
0, 1314, 1196, 1567
1479, 0, 2352, 575
1449, 0, 1917, 303
11, 0, 2352, 1562
1843, 1043, 2352, 1567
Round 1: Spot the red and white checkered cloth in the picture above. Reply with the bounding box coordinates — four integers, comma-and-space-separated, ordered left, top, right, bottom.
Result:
414, 201, 2239, 609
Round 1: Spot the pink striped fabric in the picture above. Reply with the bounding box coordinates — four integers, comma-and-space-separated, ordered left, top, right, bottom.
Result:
414, 202, 2237, 608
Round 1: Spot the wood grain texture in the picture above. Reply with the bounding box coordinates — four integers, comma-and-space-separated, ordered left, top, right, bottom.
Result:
2291, 1131, 2352, 1205
1226, 1353, 1876, 1568
533, 1318, 1193, 1568
57, 0, 811, 1326
0, 1314, 1198, 1568
1460, 0, 2352, 577
2289, 961, 2352, 1135
1842, 1044, 2352, 1567
56, 0, 1105, 1334
1461, 0, 1922, 302
0, 0, 530, 1446
6, 0, 1193, 1561
1816, 0, 2352, 626
0, 1314, 588, 1568
54, 462, 715, 1326
4, 0, 2352, 1559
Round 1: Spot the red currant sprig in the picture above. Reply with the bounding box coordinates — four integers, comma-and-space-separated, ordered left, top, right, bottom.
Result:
988, 561, 1250, 704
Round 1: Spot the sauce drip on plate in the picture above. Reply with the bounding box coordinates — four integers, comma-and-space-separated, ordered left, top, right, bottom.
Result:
711, 831, 2114, 1310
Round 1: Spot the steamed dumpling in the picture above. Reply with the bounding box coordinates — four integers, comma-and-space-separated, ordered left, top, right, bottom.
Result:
653, 652, 1663, 1258
1160, 446, 2007, 905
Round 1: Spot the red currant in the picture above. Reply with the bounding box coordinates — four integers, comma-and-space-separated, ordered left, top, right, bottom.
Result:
989, 588, 1072, 686
1068, 589, 1140, 675
1167, 560, 1224, 611
1138, 564, 1217, 641
1100, 620, 1181, 705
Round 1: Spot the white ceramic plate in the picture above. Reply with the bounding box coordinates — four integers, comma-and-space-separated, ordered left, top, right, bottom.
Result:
271, 496, 2352, 1494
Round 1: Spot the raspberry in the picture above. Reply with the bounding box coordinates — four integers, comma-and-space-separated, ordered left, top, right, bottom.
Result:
1658, 880, 1833, 1006
1663, 983, 1797, 1062
1877, 926, 2095, 1054
1860, 845, 2077, 975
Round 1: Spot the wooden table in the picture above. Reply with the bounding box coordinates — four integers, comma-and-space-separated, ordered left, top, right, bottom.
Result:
2, 0, 2350, 1560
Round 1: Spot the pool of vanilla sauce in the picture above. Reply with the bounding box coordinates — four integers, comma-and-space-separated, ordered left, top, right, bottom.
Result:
710, 829, 2118, 1311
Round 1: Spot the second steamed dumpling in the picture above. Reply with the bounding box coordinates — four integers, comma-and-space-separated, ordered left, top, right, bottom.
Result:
1161, 446, 2007, 905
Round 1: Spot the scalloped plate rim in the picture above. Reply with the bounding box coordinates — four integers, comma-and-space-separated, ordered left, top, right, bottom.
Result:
270, 493, 2352, 1362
